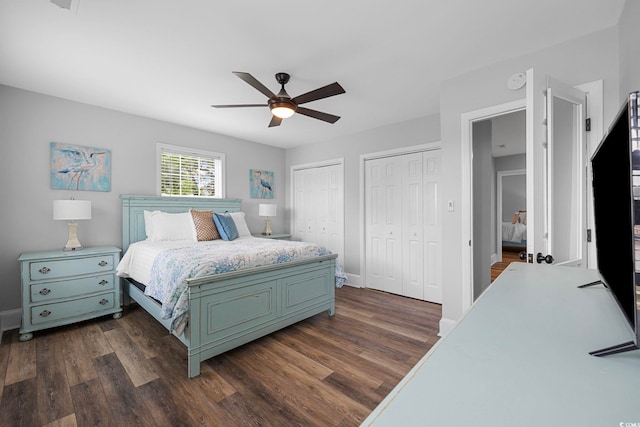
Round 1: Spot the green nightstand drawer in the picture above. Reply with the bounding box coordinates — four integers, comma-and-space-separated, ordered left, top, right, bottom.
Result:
29, 254, 115, 281
30, 292, 116, 325
30, 273, 115, 303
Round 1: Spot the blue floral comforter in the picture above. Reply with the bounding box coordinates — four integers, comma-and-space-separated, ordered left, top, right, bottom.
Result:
142, 237, 346, 334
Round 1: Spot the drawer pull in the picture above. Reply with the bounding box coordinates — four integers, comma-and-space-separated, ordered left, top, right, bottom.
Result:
98, 280, 109, 286
40, 310, 52, 317
98, 261, 108, 267
38, 267, 51, 274
99, 298, 109, 305
39, 288, 51, 295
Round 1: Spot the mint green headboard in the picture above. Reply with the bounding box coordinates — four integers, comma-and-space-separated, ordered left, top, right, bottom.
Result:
120, 194, 242, 253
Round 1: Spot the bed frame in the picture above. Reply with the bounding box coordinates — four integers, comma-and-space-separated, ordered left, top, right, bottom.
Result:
120, 194, 337, 378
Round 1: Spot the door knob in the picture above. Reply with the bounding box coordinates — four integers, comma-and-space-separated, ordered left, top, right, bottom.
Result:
536, 253, 554, 264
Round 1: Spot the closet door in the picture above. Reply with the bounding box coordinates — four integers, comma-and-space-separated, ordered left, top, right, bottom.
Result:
292, 164, 344, 263
423, 150, 442, 304
293, 168, 317, 243
315, 165, 343, 260
365, 149, 442, 303
365, 156, 403, 294
402, 153, 424, 299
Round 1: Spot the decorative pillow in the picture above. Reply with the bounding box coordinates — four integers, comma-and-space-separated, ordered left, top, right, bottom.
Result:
228, 211, 251, 237
511, 211, 527, 225
213, 212, 239, 241
190, 209, 221, 241
149, 211, 196, 241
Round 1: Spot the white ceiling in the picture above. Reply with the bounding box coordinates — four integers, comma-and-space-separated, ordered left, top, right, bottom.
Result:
0, 0, 626, 149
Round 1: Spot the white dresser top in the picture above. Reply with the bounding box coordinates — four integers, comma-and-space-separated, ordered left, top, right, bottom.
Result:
363, 263, 640, 426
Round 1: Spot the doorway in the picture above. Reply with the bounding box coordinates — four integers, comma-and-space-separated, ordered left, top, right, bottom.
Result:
472, 109, 526, 299
460, 78, 603, 313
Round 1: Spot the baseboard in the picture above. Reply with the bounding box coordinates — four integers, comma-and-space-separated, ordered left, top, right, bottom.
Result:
438, 317, 457, 337
0, 308, 22, 338
344, 273, 363, 288
491, 252, 498, 265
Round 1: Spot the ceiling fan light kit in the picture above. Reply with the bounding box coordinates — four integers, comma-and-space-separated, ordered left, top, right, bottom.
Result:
269, 100, 296, 119
212, 71, 345, 127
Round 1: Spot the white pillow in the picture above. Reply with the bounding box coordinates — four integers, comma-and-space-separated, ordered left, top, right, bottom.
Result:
143, 210, 160, 239
148, 211, 196, 242
229, 211, 251, 237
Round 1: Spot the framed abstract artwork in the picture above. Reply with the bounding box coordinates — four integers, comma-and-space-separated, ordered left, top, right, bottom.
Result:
250, 169, 274, 199
50, 142, 111, 192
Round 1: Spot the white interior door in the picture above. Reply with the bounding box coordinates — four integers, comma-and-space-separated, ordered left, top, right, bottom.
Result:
292, 163, 344, 264
365, 150, 442, 302
423, 150, 443, 303
365, 156, 403, 294
402, 153, 424, 299
526, 69, 587, 266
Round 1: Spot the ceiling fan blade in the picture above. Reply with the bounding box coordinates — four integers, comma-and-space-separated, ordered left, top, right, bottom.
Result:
296, 106, 341, 124
268, 116, 282, 127
211, 104, 267, 108
233, 72, 277, 99
292, 82, 345, 105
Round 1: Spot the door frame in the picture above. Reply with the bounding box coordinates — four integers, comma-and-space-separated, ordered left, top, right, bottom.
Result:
461, 80, 603, 314
359, 142, 441, 289
461, 99, 525, 312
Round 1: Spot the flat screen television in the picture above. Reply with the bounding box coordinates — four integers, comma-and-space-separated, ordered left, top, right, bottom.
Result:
587, 90, 640, 356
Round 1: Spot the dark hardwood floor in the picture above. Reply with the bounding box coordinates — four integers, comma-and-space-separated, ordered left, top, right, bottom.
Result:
491, 249, 526, 282
0, 286, 441, 427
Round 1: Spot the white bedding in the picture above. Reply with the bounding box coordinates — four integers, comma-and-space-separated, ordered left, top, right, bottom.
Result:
502, 221, 527, 243
117, 236, 346, 334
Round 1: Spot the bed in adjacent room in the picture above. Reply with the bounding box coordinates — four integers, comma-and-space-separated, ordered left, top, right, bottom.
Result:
117, 194, 344, 378
502, 210, 527, 250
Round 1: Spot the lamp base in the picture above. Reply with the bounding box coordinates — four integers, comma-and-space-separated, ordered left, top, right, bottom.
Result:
64, 222, 83, 251
262, 218, 272, 236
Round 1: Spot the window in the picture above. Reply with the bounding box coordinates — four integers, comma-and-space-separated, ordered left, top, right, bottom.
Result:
157, 143, 225, 198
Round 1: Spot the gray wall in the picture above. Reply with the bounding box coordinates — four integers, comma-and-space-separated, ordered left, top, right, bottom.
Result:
285, 115, 441, 280
0, 85, 286, 320
472, 120, 494, 299
440, 26, 621, 326
619, 0, 640, 98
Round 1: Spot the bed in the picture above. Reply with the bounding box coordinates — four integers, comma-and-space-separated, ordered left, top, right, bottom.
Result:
501, 210, 527, 250
118, 194, 340, 378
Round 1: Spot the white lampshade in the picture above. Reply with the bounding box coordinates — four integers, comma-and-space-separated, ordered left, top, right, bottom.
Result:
53, 199, 92, 221
258, 204, 277, 217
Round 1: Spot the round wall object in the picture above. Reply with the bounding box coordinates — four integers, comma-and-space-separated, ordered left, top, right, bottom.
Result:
507, 72, 526, 90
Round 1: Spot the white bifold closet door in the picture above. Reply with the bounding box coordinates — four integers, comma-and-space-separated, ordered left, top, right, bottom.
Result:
292, 164, 344, 264
365, 150, 442, 303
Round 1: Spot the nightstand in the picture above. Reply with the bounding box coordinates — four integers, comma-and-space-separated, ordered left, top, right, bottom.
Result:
18, 246, 122, 341
252, 233, 292, 240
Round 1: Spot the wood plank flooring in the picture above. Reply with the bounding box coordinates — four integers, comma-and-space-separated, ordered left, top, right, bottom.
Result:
491, 249, 526, 282
0, 286, 441, 427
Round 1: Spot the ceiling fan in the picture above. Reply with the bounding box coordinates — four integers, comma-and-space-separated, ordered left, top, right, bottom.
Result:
211, 72, 345, 127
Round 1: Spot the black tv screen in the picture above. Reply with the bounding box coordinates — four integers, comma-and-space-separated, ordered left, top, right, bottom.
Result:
589, 91, 640, 356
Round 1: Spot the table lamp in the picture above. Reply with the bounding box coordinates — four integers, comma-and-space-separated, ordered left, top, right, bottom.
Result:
53, 199, 92, 250
258, 203, 277, 235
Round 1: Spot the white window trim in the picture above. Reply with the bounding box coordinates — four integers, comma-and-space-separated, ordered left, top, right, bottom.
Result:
156, 142, 226, 198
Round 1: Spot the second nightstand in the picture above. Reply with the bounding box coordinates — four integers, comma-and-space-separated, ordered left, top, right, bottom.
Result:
251, 233, 292, 240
